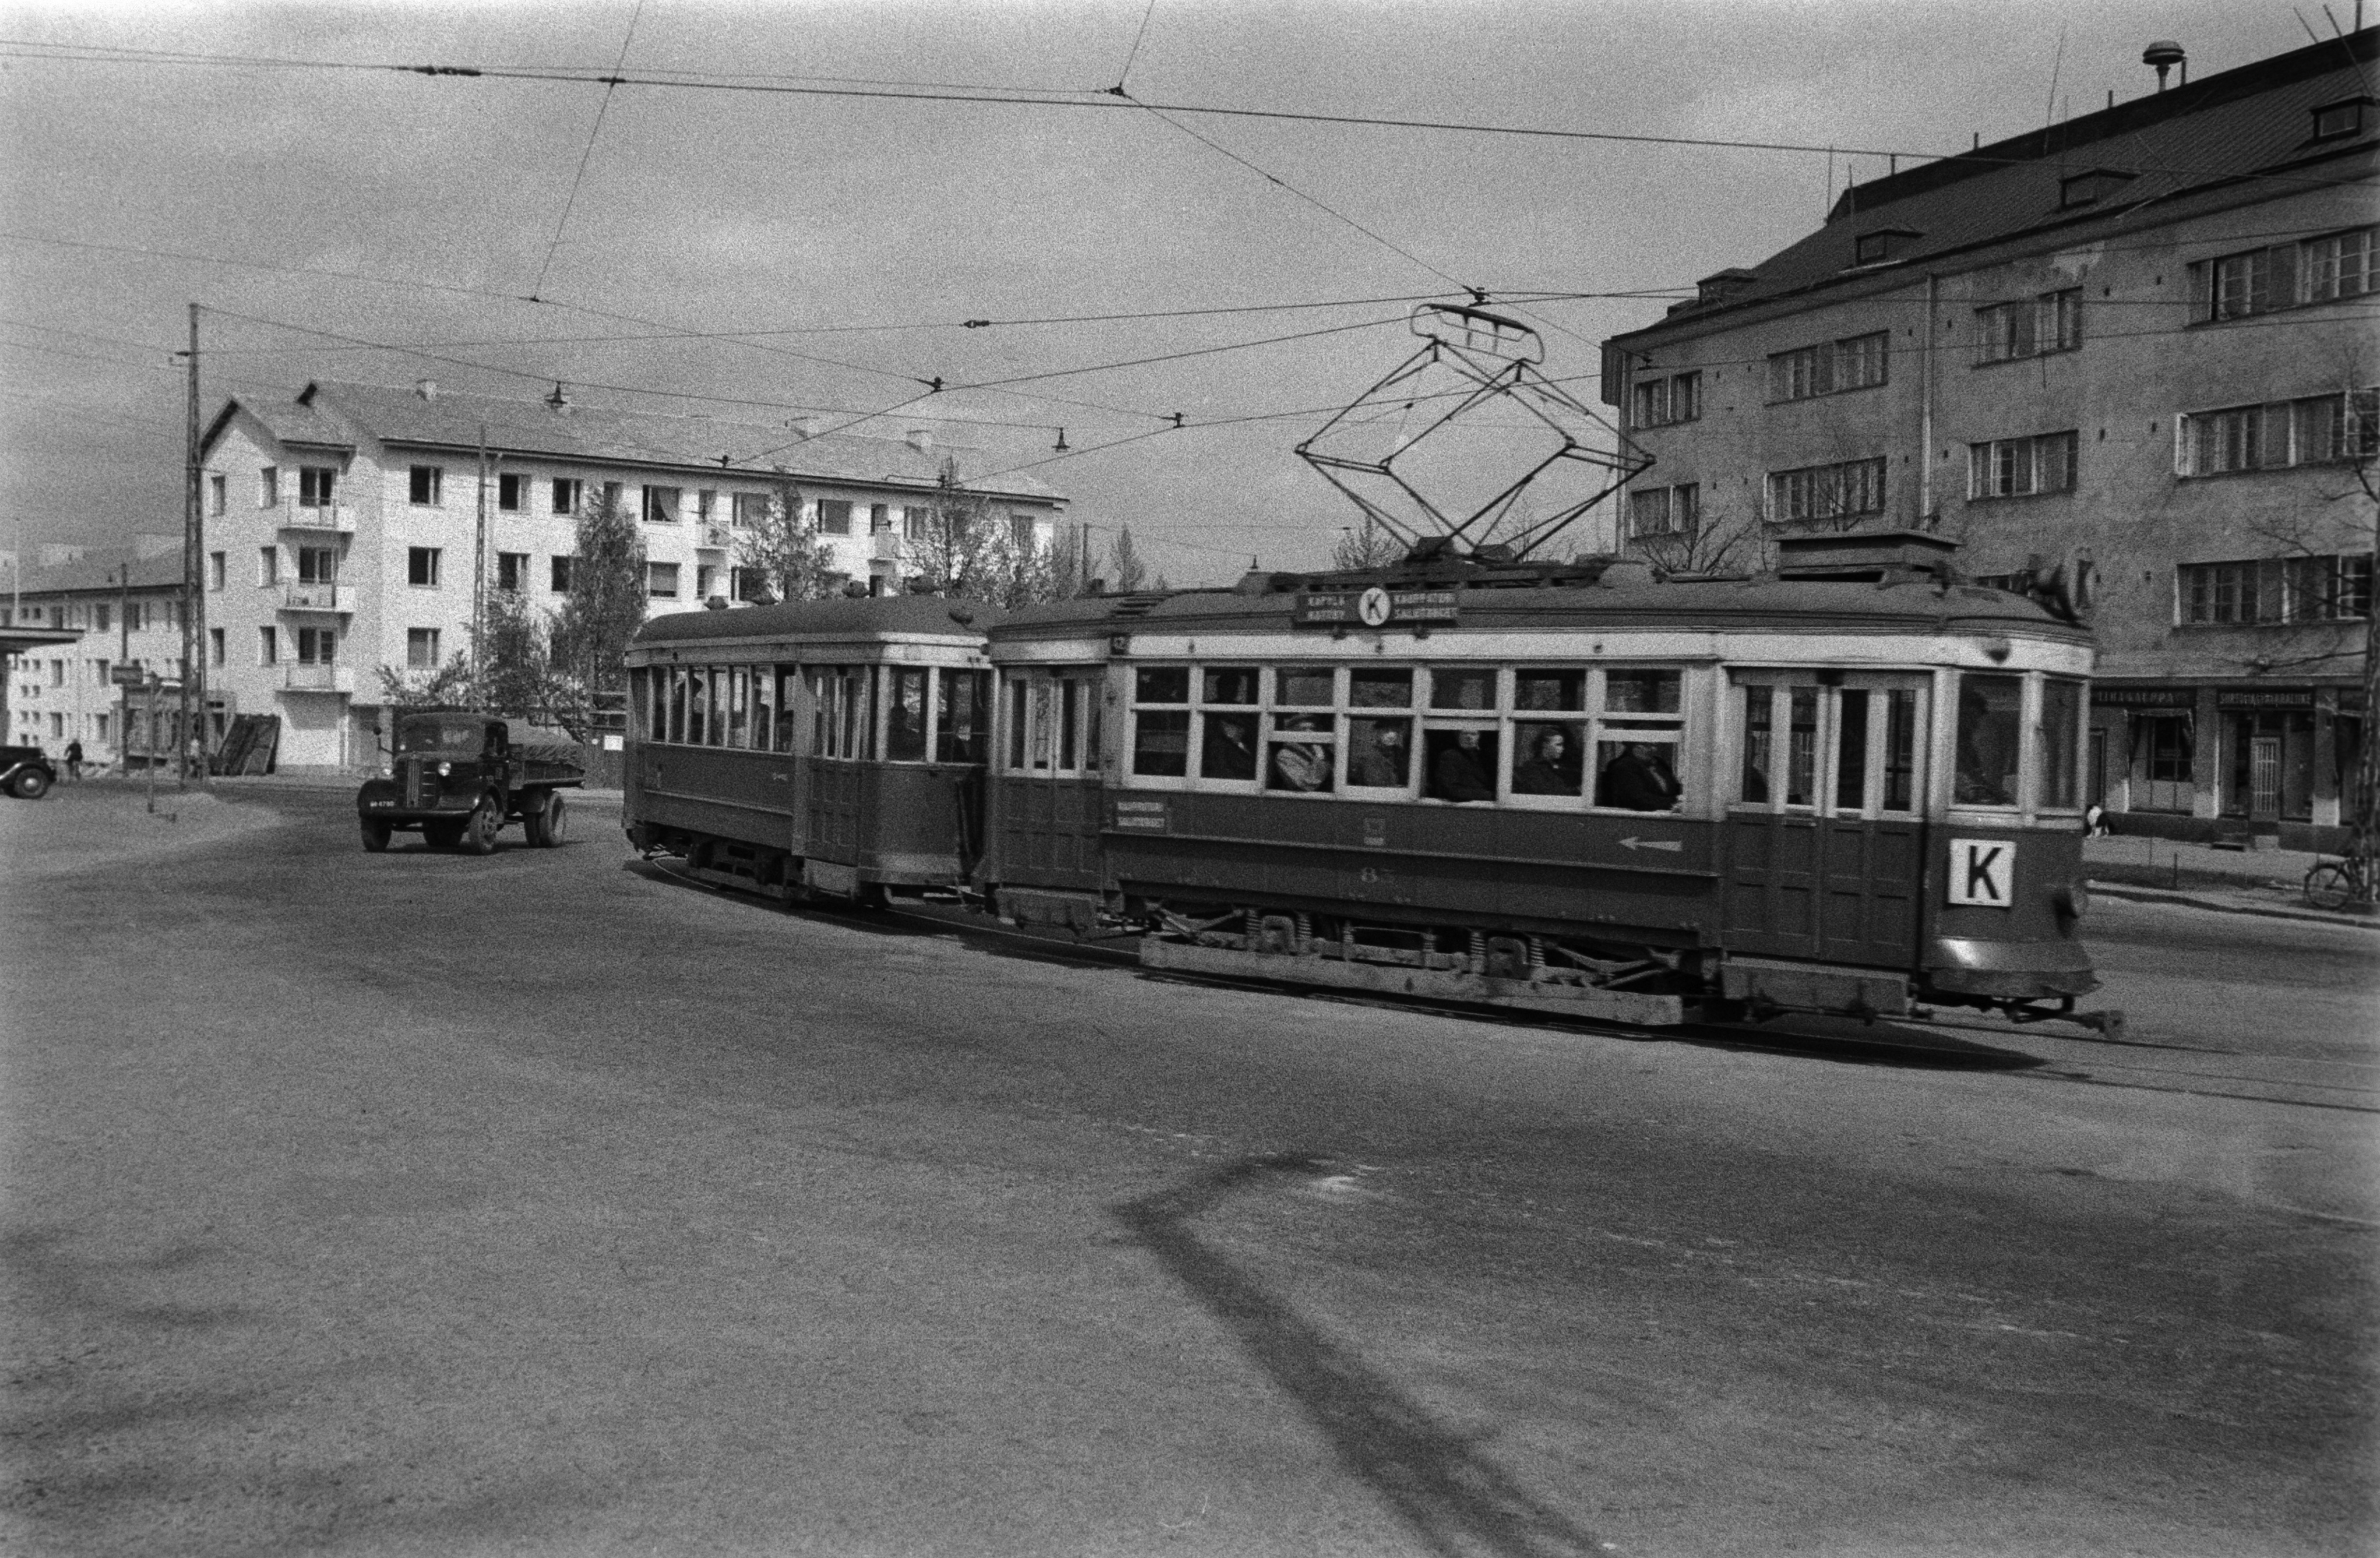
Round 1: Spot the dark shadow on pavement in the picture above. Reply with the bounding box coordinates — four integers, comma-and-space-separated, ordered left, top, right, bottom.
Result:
1113, 1154, 1609, 1558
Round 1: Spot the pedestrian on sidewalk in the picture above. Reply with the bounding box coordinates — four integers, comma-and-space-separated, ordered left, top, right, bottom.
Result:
62, 738, 82, 781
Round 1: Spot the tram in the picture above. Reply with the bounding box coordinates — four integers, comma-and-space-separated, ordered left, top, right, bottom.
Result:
980, 533, 2114, 1033
621, 596, 1000, 902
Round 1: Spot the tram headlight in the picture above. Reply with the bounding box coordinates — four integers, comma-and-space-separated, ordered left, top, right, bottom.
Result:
437, 761, 452, 777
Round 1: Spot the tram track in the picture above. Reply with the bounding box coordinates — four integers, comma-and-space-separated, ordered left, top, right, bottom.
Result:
632, 855, 2373, 1115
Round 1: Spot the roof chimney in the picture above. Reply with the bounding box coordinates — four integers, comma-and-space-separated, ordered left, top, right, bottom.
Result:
414, 378, 438, 402
2143, 40, 2186, 92
905, 428, 933, 455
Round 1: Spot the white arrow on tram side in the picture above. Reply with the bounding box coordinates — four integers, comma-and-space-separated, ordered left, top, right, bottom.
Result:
1617, 836, 1684, 852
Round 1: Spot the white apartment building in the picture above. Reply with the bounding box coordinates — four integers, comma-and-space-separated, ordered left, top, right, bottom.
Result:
1, 538, 191, 766
200, 379, 1068, 772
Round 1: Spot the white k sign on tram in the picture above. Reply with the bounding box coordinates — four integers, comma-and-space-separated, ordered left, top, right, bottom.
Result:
1947, 839, 2016, 908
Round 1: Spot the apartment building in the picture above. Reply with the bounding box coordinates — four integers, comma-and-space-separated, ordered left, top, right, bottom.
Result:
199, 379, 1067, 772
0, 539, 191, 766
1600, 29, 2377, 847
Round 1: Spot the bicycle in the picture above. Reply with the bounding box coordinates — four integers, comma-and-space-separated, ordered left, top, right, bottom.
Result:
2303, 852, 2372, 911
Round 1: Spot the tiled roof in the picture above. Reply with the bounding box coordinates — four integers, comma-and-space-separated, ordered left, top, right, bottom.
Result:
8, 546, 184, 596
1620, 29, 2379, 338
241, 379, 1063, 504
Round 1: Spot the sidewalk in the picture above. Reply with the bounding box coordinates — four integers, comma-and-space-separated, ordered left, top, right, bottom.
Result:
2084, 832, 2378, 930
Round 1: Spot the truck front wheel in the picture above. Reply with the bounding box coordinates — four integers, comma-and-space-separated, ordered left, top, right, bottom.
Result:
462, 796, 502, 855
361, 819, 392, 852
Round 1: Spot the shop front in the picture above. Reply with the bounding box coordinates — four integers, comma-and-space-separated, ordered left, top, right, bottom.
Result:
2092, 681, 2363, 849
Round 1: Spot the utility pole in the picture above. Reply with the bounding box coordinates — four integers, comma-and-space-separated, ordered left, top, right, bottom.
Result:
473, 424, 488, 709
117, 564, 130, 776
178, 301, 204, 788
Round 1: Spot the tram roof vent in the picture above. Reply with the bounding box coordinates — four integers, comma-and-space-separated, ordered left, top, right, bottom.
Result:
1773, 529, 1961, 582
1105, 592, 1170, 618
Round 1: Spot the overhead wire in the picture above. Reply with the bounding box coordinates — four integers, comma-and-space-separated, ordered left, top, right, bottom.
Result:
528, 0, 647, 301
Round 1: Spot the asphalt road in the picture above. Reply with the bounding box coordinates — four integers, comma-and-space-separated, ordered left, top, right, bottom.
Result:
3, 781, 2373, 1558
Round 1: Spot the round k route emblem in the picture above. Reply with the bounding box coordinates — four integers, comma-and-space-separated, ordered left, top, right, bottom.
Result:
1357, 586, 1393, 628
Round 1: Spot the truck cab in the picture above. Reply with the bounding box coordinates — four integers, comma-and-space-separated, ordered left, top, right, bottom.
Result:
355, 712, 581, 854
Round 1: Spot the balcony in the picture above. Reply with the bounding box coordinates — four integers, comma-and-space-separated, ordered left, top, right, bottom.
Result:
870, 530, 906, 561
279, 662, 354, 694
278, 582, 354, 614
695, 523, 734, 551
277, 502, 355, 534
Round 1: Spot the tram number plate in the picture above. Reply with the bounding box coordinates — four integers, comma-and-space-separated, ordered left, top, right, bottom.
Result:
1947, 838, 2015, 908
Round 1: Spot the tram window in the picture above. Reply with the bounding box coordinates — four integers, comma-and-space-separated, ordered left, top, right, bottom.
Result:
1834, 690, 1869, 811
774, 668, 798, 751
1739, 687, 1772, 802
1429, 668, 1497, 711
1267, 714, 1335, 792
1606, 669, 1682, 715
1786, 687, 1818, 806
752, 667, 774, 752
2037, 677, 2084, 809
886, 668, 930, 762
1201, 666, 1257, 705
1955, 674, 2023, 806
1595, 734, 1682, 810
630, 669, 652, 742
1061, 679, 1081, 770
1883, 690, 1918, 811
937, 670, 989, 763
668, 668, 687, 744
1275, 666, 1335, 707
1515, 669, 1585, 712
1424, 728, 1499, 802
1133, 710, 1189, 776
1349, 667, 1412, 707
1513, 721, 1586, 795
1199, 710, 1258, 781
1008, 681, 1034, 769
687, 668, 710, 747
1345, 717, 1412, 788
1136, 666, 1189, 705
726, 667, 750, 750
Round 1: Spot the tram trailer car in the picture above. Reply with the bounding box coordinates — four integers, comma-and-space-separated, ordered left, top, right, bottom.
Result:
621, 597, 1001, 903
355, 713, 581, 853
983, 538, 2118, 1034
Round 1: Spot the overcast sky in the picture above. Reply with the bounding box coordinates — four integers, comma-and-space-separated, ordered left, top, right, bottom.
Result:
0, 0, 2304, 582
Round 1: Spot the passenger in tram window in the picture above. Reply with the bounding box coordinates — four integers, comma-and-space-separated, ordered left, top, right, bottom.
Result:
886, 669, 929, 761
1954, 676, 2022, 806
1512, 724, 1584, 795
1346, 719, 1410, 787
1201, 713, 1257, 780
1268, 715, 1333, 792
1597, 740, 1682, 811
1426, 728, 1496, 802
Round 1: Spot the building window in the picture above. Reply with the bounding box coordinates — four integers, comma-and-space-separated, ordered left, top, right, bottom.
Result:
696, 489, 717, 524
1627, 483, 1699, 538
602, 481, 623, 510
499, 473, 526, 513
94, 603, 111, 632
552, 478, 582, 515
1631, 371, 1702, 429
1768, 332, 1889, 402
92, 658, 109, 685
259, 466, 279, 507
497, 552, 528, 593
550, 556, 573, 594
209, 628, 224, 667
2057, 169, 2136, 209
1967, 431, 2079, 499
207, 551, 225, 591
296, 547, 337, 585
258, 626, 278, 665
647, 561, 680, 599
299, 467, 336, 508
869, 503, 890, 533
406, 628, 440, 668
295, 626, 336, 664
695, 565, 718, 602
409, 466, 443, 506
817, 500, 853, 536
2300, 227, 2375, 305
1852, 228, 1921, 264
642, 485, 680, 524
1766, 458, 1888, 524
208, 473, 226, 516
257, 546, 279, 586
408, 547, 441, 588
2190, 228, 2379, 321
732, 492, 771, 528
1009, 515, 1036, 549
2178, 389, 2380, 475
2178, 556, 2373, 626
1975, 289, 2081, 363
2310, 99, 2368, 141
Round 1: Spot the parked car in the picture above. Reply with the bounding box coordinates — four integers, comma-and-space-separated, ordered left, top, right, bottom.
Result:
0, 745, 57, 800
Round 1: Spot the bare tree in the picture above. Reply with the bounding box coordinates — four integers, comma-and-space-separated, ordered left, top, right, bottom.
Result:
1104, 525, 1149, 594
733, 474, 838, 603
1331, 517, 1404, 571
1628, 512, 1762, 577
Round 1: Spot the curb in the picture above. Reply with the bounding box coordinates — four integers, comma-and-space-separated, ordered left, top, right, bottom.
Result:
2088, 880, 2380, 932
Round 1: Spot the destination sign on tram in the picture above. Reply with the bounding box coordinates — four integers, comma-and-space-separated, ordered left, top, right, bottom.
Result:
1294, 586, 1460, 629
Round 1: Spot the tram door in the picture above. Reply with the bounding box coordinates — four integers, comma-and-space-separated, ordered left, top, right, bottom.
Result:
1723, 674, 1929, 966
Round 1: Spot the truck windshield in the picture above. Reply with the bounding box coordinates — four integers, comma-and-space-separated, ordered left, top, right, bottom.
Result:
395, 718, 489, 756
